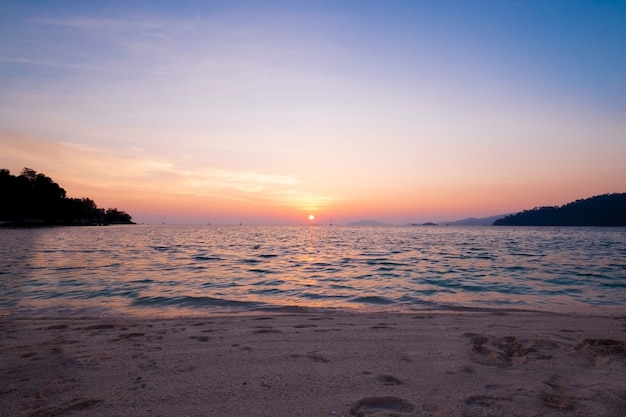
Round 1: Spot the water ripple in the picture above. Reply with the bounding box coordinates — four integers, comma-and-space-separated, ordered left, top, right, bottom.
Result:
1, 225, 625, 316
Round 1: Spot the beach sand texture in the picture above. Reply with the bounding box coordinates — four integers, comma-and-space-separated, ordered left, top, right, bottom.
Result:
1, 312, 625, 416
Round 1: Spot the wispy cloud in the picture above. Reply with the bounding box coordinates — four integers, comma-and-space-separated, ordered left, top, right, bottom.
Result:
25, 11, 340, 83
31, 16, 167, 31
0, 129, 333, 210
0, 56, 172, 76
212, 170, 298, 188
274, 189, 336, 211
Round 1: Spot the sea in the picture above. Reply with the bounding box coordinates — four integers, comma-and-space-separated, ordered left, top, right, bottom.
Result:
1, 225, 625, 318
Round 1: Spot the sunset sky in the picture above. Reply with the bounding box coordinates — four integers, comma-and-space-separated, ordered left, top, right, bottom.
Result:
1, 1, 625, 224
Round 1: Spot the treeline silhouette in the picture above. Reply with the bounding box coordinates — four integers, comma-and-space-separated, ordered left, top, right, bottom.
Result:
493, 193, 626, 226
0, 168, 134, 226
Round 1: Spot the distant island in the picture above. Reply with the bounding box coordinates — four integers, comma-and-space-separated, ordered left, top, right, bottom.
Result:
441, 214, 509, 226
493, 193, 626, 226
0, 168, 134, 226
346, 220, 394, 227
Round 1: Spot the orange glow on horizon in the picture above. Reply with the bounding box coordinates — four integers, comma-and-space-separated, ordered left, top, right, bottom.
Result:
2, 129, 624, 225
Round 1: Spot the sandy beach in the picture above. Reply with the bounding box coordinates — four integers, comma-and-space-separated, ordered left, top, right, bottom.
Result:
1, 311, 625, 417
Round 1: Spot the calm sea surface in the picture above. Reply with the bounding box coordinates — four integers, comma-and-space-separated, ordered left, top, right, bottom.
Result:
1, 225, 625, 317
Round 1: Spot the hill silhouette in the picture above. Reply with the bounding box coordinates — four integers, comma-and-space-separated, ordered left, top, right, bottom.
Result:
493, 193, 626, 226
440, 214, 509, 226
0, 167, 134, 226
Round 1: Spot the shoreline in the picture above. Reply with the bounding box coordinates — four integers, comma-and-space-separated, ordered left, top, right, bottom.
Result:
4, 301, 626, 321
2, 310, 625, 416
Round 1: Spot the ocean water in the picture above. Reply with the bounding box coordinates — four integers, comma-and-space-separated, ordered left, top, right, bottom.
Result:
1, 225, 625, 317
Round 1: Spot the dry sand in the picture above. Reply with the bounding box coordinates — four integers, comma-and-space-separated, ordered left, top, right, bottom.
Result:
1, 311, 625, 417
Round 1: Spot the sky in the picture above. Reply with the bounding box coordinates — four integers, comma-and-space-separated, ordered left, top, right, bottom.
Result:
1, 0, 625, 225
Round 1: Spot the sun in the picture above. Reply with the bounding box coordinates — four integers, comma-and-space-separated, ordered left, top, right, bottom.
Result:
308, 214, 315, 221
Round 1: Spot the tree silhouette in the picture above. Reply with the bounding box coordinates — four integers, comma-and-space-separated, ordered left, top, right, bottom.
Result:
0, 168, 134, 226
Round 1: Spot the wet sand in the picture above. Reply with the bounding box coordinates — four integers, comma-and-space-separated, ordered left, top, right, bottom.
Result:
1, 311, 625, 416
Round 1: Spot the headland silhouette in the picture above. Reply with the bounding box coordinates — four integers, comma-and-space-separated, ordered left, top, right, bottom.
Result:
0, 168, 134, 226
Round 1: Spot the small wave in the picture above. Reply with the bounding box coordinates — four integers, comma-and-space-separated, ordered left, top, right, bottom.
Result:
330, 284, 355, 290
132, 295, 260, 309
54, 266, 86, 271
239, 258, 261, 265
194, 255, 222, 261
514, 252, 542, 257
251, 279, 285, 286
252, 305, 323, 314
461, 284, 488, 292
419, 278, 462, 289
538, 288, 583, 296
365, 259, 407, 266
301, 292, 348, 300
82, 288, 140, 299
249, 268, 278, 274
131, 279, 154, 284
599, 281, 626, 289
505, 266, 528, 271
248, 288, 286, 296
414, 289, 449, 296
348, 295, 395, 305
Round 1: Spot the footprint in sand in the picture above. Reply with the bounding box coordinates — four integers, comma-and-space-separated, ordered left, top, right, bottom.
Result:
375, 374, 403, 385
350, 396, 415, 417
289, 352, 329, 363
370, 323, 394, 330
251, 325, 283, 334
293, 324, 318, 329
30, 397, 104, 417
539, 375, 576, 412
253, 328, 283, 334
575, 338, 626, 365
44, 324, 69, 330
83, 324, 115, 331
190, 335, 210, 342
109, 333, 145, 342
465, 333, 559, 367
